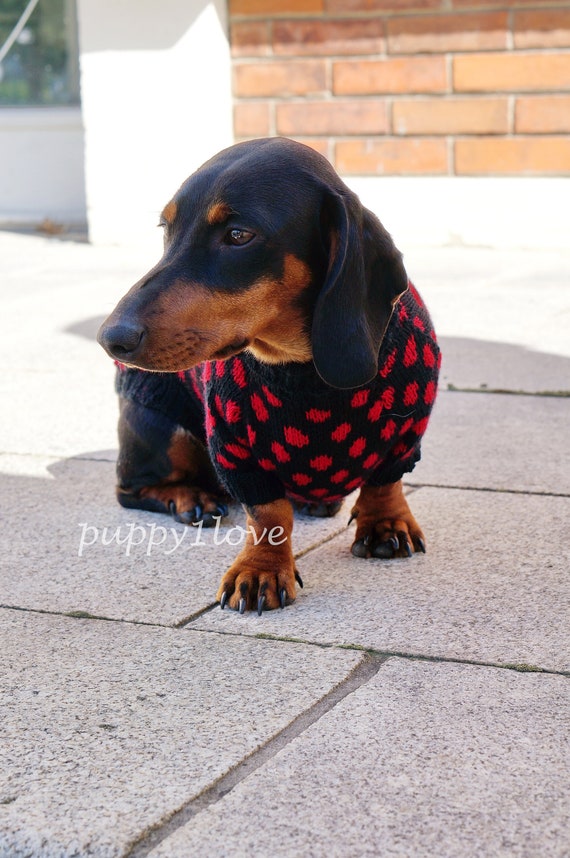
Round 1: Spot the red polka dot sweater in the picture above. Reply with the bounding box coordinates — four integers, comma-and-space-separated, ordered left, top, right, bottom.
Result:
116, 284, 440, 507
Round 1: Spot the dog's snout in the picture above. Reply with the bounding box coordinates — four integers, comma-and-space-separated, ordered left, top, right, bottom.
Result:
97, 321, 146, 360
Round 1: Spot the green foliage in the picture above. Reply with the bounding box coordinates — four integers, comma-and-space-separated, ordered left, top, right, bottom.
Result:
0, 0, 80, 105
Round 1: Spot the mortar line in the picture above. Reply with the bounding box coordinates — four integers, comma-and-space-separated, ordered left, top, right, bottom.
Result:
4, 598, 570, 678
124, 652, 388, 858
180, 626, 570, 679
405, 481, 570, 499
443, 386, 570, 399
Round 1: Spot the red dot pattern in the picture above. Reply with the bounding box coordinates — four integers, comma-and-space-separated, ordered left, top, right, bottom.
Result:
263, 385, 283, 407
232, 359, 247, 389
331, 422, 351, 442
271, 441, 291, 463
349, 437, 366, 458
310, 454, 333, 472
306, 408, 331, 423
250, 392, 269, 423
284, 426, 309, 448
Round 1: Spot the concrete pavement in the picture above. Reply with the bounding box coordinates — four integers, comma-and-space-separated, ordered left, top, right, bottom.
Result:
1, 230, 569, 857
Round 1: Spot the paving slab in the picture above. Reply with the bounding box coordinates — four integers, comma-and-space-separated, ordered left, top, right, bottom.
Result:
415, 389, 570, 495
0, 455, 351, 626
0, 365, 119, 458
192, 487, 570, 673
408, 246, 570, 395
148, 658, 570, 858
0, 609, 362, 858
407, 246, 570, 359
438, 336, 570, 396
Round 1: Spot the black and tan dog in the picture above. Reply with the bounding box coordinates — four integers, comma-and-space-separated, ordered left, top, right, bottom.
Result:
98, 137, 440, 614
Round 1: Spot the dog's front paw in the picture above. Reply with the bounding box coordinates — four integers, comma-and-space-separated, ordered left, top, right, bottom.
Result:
217, 547, 302, 614
217, 498, 301, 614
349, 481, 426, 560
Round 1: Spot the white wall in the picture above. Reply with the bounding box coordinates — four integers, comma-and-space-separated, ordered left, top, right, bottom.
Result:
77, 0, 233, 246
0, 107, 87, 227
346, 176, 570, 253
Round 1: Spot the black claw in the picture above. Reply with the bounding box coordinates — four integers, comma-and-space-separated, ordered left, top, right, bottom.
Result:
417, 538, 426, 554
347, 512, 357, 526
294, 570, 304, 588
217, 503, 229, 517
239, 597, 246, 615
279, 588, 287, 609
404, 540, 413, 558
220, 591, 228, 611
351, 538, 369, 558
168, 500, 177, 516
389, 535, 399, 551
257, 594, 266, 616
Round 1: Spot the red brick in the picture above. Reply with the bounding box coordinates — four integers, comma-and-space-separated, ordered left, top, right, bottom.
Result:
234, 102, 271, 137
387, 12, 507, 54
274, 18, 385, 56
290, 138, 331, 159
393, 97, 508, 135
516, 95, 570, 133
231, 22, 271, 57
230, 0, 323, 14
455, 137, 570, 175
454, 52, 570, 92
234, 61, 327, 97
327, 0, 441, 11
334, 57, 447, 96
335, 138, 448, 175
277, 100, 388, 136
514, 9, 570, 49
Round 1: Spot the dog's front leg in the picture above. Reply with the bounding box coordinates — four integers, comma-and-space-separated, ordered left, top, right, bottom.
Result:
216, 498, 301, 614
350, 480, 426, 559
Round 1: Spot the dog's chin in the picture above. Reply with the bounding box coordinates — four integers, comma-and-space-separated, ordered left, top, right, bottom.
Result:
210, 338, 250, 361
121, 338, 250, 372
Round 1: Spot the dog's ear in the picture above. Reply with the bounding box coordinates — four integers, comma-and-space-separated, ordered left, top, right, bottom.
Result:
312, 190, 408, 389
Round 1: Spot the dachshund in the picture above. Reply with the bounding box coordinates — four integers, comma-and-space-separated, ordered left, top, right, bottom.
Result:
98, 137, 440, 614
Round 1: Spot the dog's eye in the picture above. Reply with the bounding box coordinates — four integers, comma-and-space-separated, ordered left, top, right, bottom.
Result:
225, 228, 255, 247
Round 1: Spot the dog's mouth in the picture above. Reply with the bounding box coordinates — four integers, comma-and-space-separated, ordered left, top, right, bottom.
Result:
211, 338, 250, 360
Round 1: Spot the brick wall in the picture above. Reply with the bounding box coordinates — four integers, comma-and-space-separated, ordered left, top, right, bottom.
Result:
229, 0, 570, 177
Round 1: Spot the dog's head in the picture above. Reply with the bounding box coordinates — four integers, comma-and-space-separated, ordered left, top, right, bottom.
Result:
98, 137, 408, 389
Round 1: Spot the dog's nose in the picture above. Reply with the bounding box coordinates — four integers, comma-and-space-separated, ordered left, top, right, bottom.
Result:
97, 322, 146, 360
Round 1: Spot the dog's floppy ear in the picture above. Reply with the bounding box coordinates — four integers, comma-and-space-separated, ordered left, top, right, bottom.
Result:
312, 190, 408, 389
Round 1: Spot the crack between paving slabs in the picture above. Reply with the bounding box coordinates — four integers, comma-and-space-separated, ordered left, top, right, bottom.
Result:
4, 602, 567, 680
123, 652, 388, 858
445, 385, 570, 398
185, 628, 570, 679
406, 482, 570, 499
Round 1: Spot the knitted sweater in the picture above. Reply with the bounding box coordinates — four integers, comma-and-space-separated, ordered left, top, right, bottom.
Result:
116, 284, 440, 507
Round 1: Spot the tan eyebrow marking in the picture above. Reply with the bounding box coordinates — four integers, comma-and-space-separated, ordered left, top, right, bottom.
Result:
161, 200, 178, 225
206, 201, 233, 225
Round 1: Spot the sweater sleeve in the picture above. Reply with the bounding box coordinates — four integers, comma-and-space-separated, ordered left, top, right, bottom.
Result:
204, 397, 286, 507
